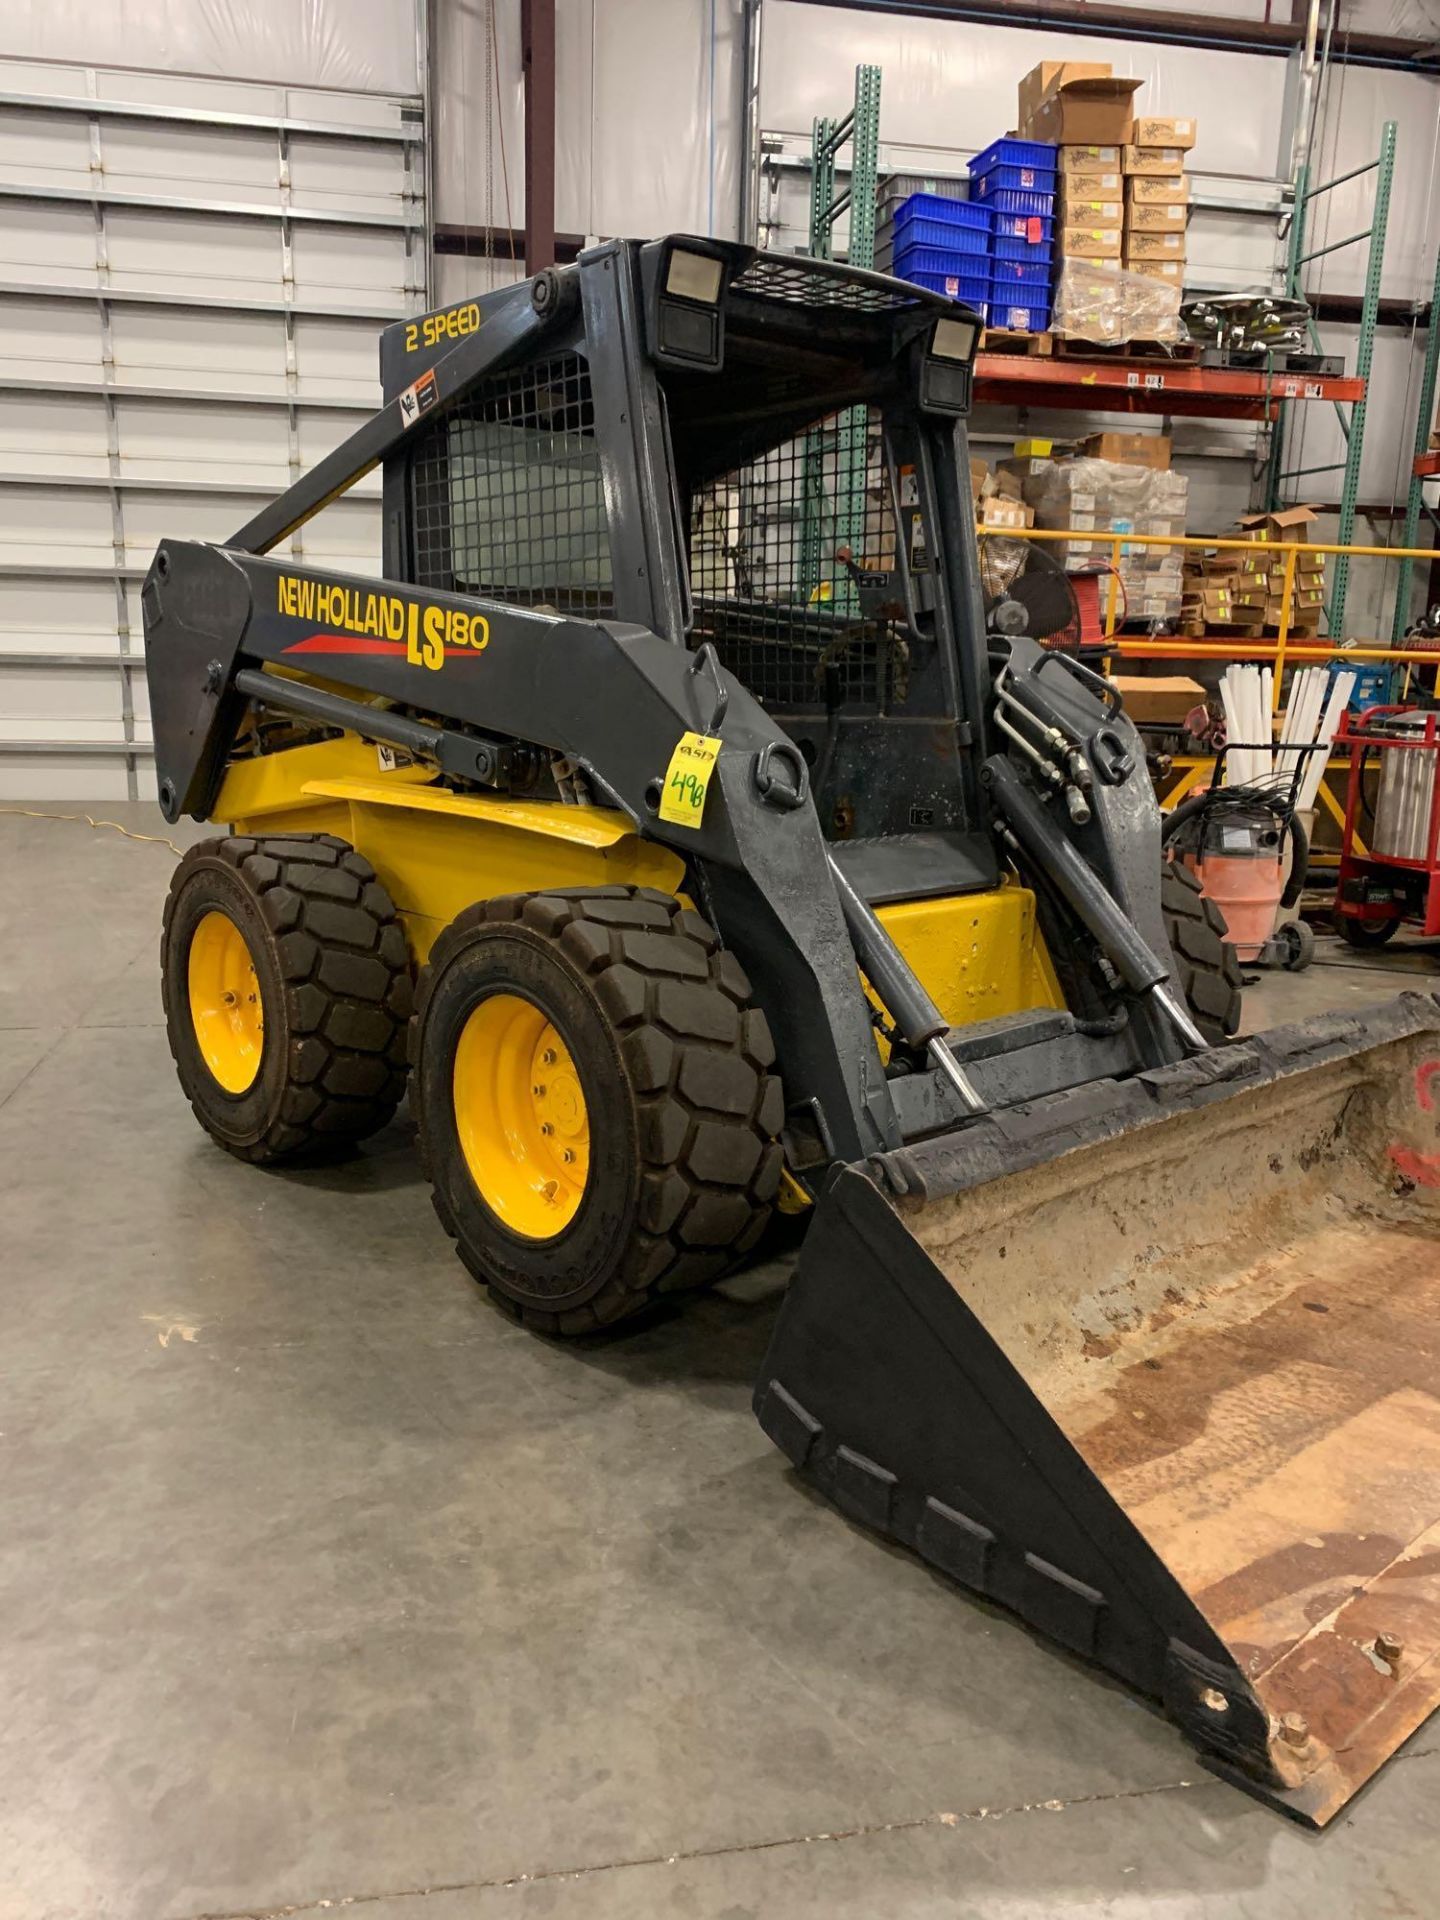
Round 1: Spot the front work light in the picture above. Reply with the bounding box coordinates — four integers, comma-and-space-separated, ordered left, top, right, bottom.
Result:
919, 308, 981, 416
666, 249, 724, 304
931, 315, 980, 363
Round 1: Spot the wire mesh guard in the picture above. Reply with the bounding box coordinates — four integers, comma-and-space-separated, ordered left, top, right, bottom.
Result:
731, 255, 929, 313
688, 409, 910, 711
410, 351, 614, 616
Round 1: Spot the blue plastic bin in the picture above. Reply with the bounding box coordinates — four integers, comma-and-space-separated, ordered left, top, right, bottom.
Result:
990, 225, 1055, 261
891, 243, 992, 287
987, 296, 1050, 333
970, 177, 1056, 217
895, 268, 989, 313
991, 211, 1055, 241
889, 212, 990, 255
971, 162, 1057, 197
968, 135, 1058, 177
892, 191, 991, 234
989, 261, 1052, 288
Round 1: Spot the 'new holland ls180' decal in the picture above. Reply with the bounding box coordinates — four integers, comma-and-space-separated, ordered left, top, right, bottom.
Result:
276, 574, 488, 673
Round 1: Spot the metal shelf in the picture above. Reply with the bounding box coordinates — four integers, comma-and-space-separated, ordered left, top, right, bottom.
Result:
0, 279, 412, 321
973, 353, 1364, 421
0, 179, 420, 232
0, 561, 149, 579
0, 738, 153, 756
0, 652, 145, 670
0, 375, 376, 412
0, 470, 380, 499
0, 88, 420, 146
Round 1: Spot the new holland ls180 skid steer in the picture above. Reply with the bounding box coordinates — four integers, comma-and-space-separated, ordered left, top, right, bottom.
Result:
144, 237, 1440, 1824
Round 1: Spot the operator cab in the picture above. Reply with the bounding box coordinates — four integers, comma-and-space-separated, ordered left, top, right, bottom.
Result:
378, 236, 995, 897
651, 243, 994, 894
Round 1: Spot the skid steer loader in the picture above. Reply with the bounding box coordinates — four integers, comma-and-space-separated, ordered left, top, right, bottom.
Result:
143, 237, 1440, 1825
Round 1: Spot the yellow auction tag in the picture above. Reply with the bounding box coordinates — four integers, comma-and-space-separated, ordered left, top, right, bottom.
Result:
658, 731, 722, 829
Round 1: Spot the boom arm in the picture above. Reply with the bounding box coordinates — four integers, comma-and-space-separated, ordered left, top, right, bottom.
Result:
142, 540, 899, 1163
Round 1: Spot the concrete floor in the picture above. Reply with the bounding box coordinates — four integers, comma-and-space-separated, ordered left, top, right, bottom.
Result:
3, 802, 1439, 1920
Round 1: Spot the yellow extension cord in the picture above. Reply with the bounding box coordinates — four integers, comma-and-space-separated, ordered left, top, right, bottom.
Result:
0, 807, 184, 858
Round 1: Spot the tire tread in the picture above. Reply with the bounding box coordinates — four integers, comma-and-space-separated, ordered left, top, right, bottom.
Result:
162, 833, 412, 1163
1161, 858, 1244, 1042
413, 887, 781, 1333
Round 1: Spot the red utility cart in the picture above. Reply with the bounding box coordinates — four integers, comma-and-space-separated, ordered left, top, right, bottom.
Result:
1334, 705, 1440, 946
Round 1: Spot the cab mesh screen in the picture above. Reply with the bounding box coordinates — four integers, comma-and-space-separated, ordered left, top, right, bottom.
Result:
410, 351, 614, 616
687, 408, 907, 712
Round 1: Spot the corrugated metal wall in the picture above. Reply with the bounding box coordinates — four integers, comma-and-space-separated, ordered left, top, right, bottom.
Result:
0, 4, 426, 800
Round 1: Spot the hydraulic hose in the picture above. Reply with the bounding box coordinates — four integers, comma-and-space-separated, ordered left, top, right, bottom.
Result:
983, 756, 1168, 997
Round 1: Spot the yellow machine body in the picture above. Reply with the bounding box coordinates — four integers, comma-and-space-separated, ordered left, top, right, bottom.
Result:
215, 735, 1063, 1025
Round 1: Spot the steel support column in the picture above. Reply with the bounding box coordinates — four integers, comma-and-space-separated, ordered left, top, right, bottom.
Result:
521, 0, 556, 274
1391, 241, 1440, 643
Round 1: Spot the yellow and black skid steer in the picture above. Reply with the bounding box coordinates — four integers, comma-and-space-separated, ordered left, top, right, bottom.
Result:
142, 237, 1440, 1825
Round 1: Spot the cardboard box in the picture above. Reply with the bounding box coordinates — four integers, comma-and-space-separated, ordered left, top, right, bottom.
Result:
1133, 115, 1197, 150
1059, 225, 1123, 258
1081, 431, 1171, 470
1111, 674, 1204, 723
1129, 172, 1190, 204
980, 496, 1035, 531
1122, 145, 1188, 176
992, 464, 1025, 501
994, 456, 1052, 489
1125, 201, 1188, 233
1125, 257, 1185, 284
1061, 168, 1121, 196
1059, 143, 1122, 171
1058, 194, 1124, 228
969, 454, 988, 503
1235, 504, 1319, 544
1124, 230, 1186, 259
1062, 254, 1123, 277
1018, 59, 1111, 129
1028, 77, 1140, 147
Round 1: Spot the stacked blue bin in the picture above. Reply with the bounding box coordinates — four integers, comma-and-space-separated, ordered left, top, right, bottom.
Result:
879, 191, 992, 318
967, 136, 1057, 334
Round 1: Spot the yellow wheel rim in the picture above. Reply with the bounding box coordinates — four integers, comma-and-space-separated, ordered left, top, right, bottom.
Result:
453, 993, 591, 1240
187, 910, 265, 1094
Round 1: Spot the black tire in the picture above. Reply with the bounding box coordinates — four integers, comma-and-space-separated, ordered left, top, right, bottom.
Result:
1278, 916, 1316, 971
161, 833, 413, 1163
413, 886, 783, 1335
1338, 914, 1400, 949
1161, 857, 1244, 1042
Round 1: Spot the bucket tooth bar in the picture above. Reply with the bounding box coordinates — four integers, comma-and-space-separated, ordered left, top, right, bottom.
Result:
758, 994, 1440, 1826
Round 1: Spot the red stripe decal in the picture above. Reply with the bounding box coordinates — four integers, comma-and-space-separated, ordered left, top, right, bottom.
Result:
283, 633, 408, 656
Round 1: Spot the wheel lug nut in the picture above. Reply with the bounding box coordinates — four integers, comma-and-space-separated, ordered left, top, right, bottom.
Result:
562, 1148, 575, 1163
1277, 1712, 1309, 1748
532, 1083, 545, 1096
1375, 1631, 1404, 1664
540, 1122, 553, 1135
542, 1048, 557, 1066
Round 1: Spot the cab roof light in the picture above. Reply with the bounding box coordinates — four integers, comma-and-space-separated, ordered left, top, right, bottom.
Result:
666, 249, 725, 304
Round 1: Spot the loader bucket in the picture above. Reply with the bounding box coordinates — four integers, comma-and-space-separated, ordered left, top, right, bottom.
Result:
755, 995, 1440, 1825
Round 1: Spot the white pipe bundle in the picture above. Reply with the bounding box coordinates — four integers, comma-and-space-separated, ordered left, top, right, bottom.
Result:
1298, 671, 1355, 812
1220, 662, 1354, 804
